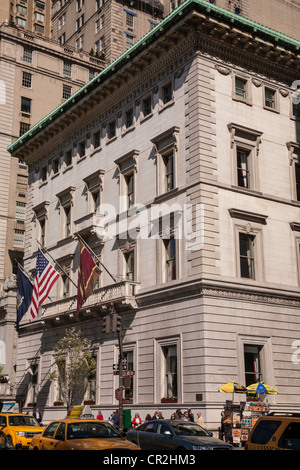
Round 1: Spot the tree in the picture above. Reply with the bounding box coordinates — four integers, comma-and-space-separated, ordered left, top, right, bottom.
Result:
50, 328, 96, 410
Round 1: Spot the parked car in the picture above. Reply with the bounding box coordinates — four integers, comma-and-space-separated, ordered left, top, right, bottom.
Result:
0, 430, 15, 450
246, 412, 300, 450
29, 418, 141, 450
0, 412, 44, 449
126, 420, 232, 450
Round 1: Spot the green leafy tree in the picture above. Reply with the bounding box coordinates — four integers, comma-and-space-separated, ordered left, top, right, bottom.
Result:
50, 328, 96, 410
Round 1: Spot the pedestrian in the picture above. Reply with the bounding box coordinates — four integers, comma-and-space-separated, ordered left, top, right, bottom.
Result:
175, 408, 183, 419
157, 412, 164, 419
33, 407, 42, 424
96, 410, 104, 420
132, 413, 142, 428
196, 412, 205, 428
111, 409, 119, 429
170, 413, 176, 419
145, 414, 152, 422
183, 411, 189, 421
187, 409, 194, 422
219, 411, 225, 440
152, 411, 159, 419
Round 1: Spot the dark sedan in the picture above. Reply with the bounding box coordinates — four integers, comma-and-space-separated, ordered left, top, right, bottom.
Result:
126, 420, 232, 450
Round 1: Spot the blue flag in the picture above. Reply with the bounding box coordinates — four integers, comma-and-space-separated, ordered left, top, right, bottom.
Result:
17, 267, 33, 330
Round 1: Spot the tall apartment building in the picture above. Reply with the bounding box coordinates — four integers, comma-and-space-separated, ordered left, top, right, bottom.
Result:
51, 0, 300, 64
0, 0, 52, 38
8, 0, 300, 433
0, 21, 104, 401
52, 0, 165, 64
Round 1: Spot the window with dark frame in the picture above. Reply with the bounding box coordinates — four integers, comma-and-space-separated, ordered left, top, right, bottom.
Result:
244, 344, 262, 387
237, 148, 250, 188
235, 77, 247, 99
295, 163, 300, 201
162, 82, 172, 104
125, 173, 134, 208
21, 96, 31, 115
22, 72, 32, 88
164, 152, 174, 192
265, 88, 276, 109
62, 84, 72, 100
162, 345, 177, 399
239, 233, 255, 279
164, 236, 176, 281
142, 96, 152, 117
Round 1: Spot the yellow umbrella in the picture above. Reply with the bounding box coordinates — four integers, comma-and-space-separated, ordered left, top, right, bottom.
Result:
219, 382, 246, 394
246, 382, 278, 395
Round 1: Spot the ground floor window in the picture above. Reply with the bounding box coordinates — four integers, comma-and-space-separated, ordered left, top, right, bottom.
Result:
244, 344, 263, 387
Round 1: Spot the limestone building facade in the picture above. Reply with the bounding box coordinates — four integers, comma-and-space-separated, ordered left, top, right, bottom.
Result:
7, 0, 300, 431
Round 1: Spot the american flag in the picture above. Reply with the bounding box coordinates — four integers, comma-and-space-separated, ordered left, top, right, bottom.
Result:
29, 249, 60, 319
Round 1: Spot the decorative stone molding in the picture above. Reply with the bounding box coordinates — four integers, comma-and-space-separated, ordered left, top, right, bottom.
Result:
229, 208, 268, 225
215, 64, 231, 75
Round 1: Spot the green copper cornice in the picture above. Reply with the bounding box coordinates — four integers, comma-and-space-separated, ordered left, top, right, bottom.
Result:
8, 0, 300, 155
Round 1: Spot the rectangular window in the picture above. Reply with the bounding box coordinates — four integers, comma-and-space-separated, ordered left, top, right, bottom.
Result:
64, 206, 71, 237
164, 236, 176, 281
35, 12, 45, 22
36, 0, 45, 9
162, 82, 172, 104
22, 71, 32, 88
17, 5, 27, 14
162, 345, 177, 399
237, 148, 250, 188
62, 272, 70, 298
19, 122, 30, 136
63, 61, 72, 77
126, 12, 134, 28
164, 152, 174, 192
244, 345, 262, 387
125, 34, 134, 49
62, 84, 72, 100
78, 140, 85, 158
125, 108, 133, 129
17, 17, 26, 27
41, 166, 47, 182
108, 120, 116, 139
38, 218, 46, 246
295, 163, 300, 201
235, 77, 247, 99
264, 88, 276, 109
16, 202, 26, 219
125, 173, 134, 208
14, 229, 25, 248
34, 23, 44, 34
142, 96, 152, 118
93, 130, 101, 149
65, 149, 72, 167
125, 251, 134, 281
239, 233, 255, 279
21, 96, 31, 115
23, 48, 33, 63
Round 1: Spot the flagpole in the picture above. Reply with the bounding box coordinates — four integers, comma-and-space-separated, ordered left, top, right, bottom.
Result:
75, 232, 117, 283
36, 240, 78, 289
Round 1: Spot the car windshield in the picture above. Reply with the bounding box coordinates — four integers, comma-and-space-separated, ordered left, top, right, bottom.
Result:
171, 423, 210, 437
67, 421, 120, 440
8, 415, 40, 427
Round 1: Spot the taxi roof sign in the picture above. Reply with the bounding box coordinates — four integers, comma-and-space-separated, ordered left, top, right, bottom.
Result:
68, 405, 95, 419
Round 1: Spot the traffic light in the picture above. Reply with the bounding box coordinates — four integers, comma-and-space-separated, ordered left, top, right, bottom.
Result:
102, 314, 111, 333
112, 313, 122, 332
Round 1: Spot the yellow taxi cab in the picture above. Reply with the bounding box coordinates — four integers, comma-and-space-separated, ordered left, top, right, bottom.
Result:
0, 412, 44, 449
246, 412, 300, 450
29, 418, 141, 450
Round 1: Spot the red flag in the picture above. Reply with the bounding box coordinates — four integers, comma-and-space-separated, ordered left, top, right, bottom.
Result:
77, 242, 101, 314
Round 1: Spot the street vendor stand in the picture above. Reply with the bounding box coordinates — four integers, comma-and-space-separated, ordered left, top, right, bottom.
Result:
219, 381, 278, 447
